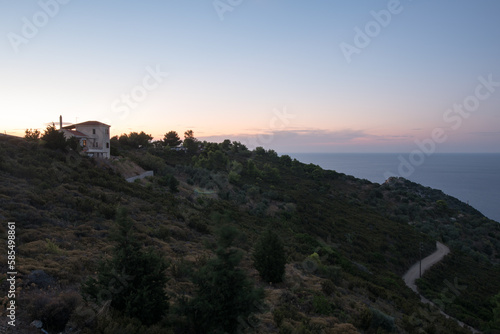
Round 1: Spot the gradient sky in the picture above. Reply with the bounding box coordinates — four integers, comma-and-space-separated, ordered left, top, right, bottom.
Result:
1, 0, 499, 153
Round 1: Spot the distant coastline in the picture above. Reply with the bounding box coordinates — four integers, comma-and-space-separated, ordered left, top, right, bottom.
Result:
288, 153, 500, 223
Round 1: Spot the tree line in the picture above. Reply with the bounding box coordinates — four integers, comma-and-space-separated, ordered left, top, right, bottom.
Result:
25, 125, 200, 154
111, 130, 198, 153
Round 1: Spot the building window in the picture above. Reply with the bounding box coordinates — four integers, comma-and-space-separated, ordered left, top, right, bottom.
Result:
93, 129, 96, 134
105, 128, 109, 134
106, 142, 109, 148
95, 141, 98, 148
82, 140, 87, 146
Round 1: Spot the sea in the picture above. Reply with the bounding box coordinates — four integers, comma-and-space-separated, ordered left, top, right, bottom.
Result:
288, 153, 500, 223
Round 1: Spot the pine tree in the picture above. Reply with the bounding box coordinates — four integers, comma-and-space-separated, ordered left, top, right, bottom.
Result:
184, 226, 264, 333
82, 208, 169, 326
253, 229, 286, 283
25, 128, 41, 141
168, 175, 179, 193
41, 123, 67, 150
183, 129, 198, 154
163, 131, 182, 147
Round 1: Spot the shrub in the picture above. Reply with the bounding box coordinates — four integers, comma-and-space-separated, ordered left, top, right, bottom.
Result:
370, 308, 395, 332
328, 323, 359, 334
321, 279, 336, 296
245, 159, 261, 177
312, 294, 335, 315
187, 218, 210, 234
82, 208, 169, 326
26, 290, 81, 332
357, 307, 372, 330
273, 308, 285, 327
255, 147, 266, 155
320, 265, 342, 284
170, 258, 192, 280
41, 124, 67, 150
91, 308, 173, 334
228, 170, 241, 184
182, 226, 264, 333
490, 292, 500, 329
46, 239, 62, 254
263, 163, 281, 182
133, 152, 165, 172
155, 226, 170, 240
25, 128, 41, 141
253, 229, 287, 283
169, 175, 179, 193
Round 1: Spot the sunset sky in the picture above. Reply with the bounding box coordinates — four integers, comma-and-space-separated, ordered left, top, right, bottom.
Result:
1, 0, 499, 153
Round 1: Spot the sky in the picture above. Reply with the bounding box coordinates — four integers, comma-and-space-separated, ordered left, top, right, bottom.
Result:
1, 0, 500, 153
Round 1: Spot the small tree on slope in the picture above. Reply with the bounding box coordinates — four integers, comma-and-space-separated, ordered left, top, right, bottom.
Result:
82, 208, 169, 326
253, 228, 287, 283
183, 226, 264, 333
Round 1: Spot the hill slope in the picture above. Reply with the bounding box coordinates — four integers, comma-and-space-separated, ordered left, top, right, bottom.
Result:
0, 135, 499, 333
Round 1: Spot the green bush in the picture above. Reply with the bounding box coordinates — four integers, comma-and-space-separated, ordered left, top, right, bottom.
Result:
168, 175, 179, 193
46, 238, 62, 254
312, 294, 335, 315
181, 226, 264, 333
187, 218, 210, 234
26, 291, 81, 332
320, 265, 342, 284
370, 308, 395, 332
321, 279, 336, 296
41, 124, 67, 150
155, 226, 170, 240
228, 170, 241, 184
253, 229, 287, 283
133, 152, 165, 172
82, 209, 169, 326
170, 258, 192, 280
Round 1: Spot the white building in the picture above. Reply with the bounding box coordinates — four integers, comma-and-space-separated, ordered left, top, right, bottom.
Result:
60, 116, 111, 158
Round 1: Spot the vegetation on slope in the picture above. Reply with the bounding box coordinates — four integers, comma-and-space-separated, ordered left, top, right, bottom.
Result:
0, 132, 499, 333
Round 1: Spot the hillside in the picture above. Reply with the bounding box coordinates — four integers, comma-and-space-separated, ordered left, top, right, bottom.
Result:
0, 135, 499, 334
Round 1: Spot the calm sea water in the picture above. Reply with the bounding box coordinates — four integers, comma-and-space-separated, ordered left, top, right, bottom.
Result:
288, 153, 500, 223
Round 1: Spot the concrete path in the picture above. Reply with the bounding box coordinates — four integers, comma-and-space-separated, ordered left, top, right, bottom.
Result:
403, 241, 481, 333
126, 170, 154, 182
403, 241, 450, 294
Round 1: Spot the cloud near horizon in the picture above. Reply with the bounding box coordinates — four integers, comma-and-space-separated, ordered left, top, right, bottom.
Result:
198, 128, 407, 153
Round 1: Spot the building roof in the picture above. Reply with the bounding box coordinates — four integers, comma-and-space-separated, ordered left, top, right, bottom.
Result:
62, 121, 110, 129
62, 129, 88, 137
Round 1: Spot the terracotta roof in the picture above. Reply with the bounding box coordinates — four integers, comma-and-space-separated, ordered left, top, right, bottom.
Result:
63, 129, 88, 137
62, 121, 110, 129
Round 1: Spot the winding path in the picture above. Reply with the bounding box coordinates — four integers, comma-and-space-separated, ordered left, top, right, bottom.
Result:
403, 241, 450, 294
403, 241, 481, 333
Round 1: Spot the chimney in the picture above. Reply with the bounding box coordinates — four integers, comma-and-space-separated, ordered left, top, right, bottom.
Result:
59, 115, 63, 129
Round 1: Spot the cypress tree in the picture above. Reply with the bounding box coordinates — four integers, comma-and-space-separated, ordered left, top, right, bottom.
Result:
184, 226, 263, 333
82, 208, 169, 326
41, 123, 67, 150
253, 229, 286, 283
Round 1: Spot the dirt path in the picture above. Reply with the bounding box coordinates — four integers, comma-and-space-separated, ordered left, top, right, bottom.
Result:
403, 241, 481, 333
